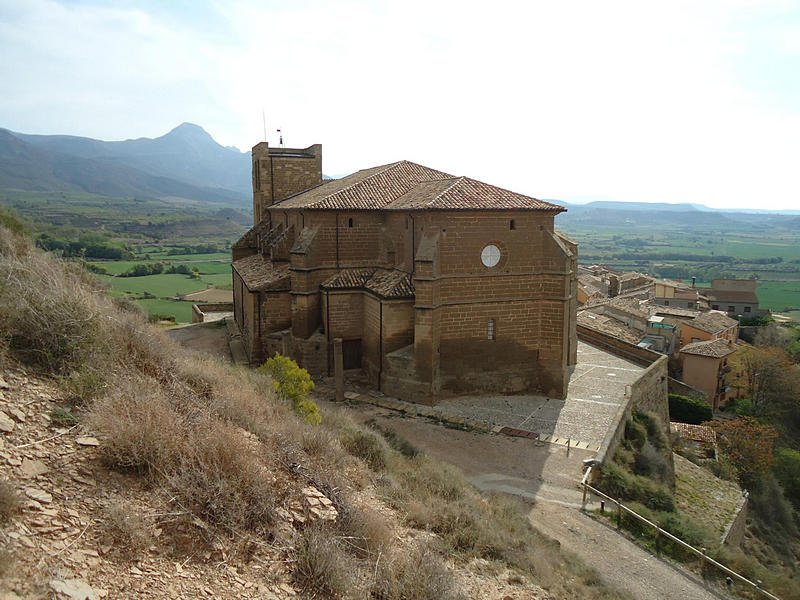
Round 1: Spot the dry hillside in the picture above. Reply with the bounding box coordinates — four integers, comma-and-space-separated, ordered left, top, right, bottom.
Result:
0, 218, 628, 600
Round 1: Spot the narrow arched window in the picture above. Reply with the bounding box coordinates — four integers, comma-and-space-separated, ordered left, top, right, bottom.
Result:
348, 217, 354, 228
488, 319, 495, 340
510, 219, 516, 230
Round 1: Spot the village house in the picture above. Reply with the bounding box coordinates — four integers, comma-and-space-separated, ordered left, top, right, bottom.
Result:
653, 278, 703, 310
702, 278, 761, 317
679, 310, 739, 348
679, 338, 742, 410
231, 143, 578, 404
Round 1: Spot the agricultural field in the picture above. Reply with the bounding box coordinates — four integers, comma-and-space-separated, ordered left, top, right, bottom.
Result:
557, 214, 800, 314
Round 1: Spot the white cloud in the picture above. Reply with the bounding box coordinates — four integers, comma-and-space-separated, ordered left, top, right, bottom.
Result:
1, 0, 799, 209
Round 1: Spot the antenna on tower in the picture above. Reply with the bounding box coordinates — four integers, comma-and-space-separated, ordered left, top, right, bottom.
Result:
261, 110, 267, 143
277, 128, 284, 147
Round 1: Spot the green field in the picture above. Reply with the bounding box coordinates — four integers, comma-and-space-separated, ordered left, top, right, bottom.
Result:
136, 298, 200, 323
757, 281, 800, 312
99, 273, 208, 297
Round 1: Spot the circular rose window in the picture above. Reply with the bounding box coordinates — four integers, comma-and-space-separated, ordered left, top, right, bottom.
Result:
481, 244, 501, 267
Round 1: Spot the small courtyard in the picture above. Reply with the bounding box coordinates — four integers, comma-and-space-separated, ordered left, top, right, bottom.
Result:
434, 341, 645, 449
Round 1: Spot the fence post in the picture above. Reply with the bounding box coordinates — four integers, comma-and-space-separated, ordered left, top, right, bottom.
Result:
567, 438, 571, 457
616, 499, 622, 529
655, 528, 661, 556
699, 548, 706, 578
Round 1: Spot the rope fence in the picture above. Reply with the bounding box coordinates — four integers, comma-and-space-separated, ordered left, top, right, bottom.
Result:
580, 465, 780, 600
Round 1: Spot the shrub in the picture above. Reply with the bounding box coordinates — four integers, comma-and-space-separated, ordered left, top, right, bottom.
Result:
596, 463, 675, 512
634, 441, 669, 482
92, 378, 187, 476
341, 428, 387, 472
258, 353, 321, 425
50, 407, 80, 427
0, 481, 20, 523
372, 544, 460, 600
292, 523, 356, 598
0, 241, 110, 371
624, 419, 646, 451
166, 423, 278, 534
669, 394, 713, 424
336, 502, 394, 558
366, 419, 419, 457
774, 447, 800, 507
99, 502, 152, 560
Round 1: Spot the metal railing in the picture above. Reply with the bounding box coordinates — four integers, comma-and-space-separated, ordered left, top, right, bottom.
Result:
580, 465, 780, 600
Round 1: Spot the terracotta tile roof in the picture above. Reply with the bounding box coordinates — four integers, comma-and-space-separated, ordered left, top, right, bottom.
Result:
272, 161, 564, 212
321, 268, 414, 299
690, 311, 738, 334
577, 311, 644, 345
706, 290, 760, 304
321, 269, 374, 289
671, 422, 716, 443
680, 338, 740, 358
231, 255, 290, 292
389, 176, 564, 211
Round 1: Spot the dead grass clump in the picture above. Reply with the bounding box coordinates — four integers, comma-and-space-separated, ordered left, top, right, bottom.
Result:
99, 502, 152, 560
0, 480, 20, 523
0, 246, 110, 372
372, 544, 461, 600
337, 501, 394, 558
91, 378, 187, 476
341, 428, 388, 472
166, 423, 278, 534
292, 523, 357, 598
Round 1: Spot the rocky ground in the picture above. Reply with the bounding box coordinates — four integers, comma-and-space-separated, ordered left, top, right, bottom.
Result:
0, 360, 558, 600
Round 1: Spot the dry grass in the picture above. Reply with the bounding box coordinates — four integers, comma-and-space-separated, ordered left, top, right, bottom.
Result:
372, 544, 461, 600
0, 223, 634, 599
292, 523, 357, 598
0, 480, 20, 523
99, 502, 152, 560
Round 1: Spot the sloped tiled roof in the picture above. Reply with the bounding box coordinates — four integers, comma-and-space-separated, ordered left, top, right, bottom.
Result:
231, 255, 290, 292
690, 311, 738, 334
706, 289, 760, 304
272, 161, 564, 212
671, 422, 716, 443
321, 268, 414, 299
680, 338, 740, 358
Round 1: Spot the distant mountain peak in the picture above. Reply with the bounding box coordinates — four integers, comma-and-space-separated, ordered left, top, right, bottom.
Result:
162, 122, 214, 141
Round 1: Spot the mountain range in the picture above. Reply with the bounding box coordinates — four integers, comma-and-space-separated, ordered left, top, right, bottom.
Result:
0, 123, 251, 207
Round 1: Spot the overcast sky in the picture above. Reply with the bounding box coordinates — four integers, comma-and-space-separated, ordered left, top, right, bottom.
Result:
2, 0, 799, 210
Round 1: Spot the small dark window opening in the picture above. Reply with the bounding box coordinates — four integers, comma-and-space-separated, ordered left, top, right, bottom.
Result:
405, 218, 409, 230
510, 219, 516, 230
348, 217, 354, 228
488, 319, 495, 340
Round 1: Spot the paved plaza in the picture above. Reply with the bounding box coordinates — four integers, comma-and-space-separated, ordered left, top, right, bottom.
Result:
435, 341, 644, 448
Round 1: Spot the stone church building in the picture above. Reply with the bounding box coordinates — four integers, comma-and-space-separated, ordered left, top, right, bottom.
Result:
232, 142, 578, 404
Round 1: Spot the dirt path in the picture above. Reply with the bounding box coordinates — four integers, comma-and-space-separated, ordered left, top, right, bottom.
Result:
166, 321, 231, 360
335, 400, 732, 600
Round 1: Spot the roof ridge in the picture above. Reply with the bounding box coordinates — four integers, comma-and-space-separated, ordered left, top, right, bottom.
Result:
308, 161, 405, 209
426, 176, 464, 207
